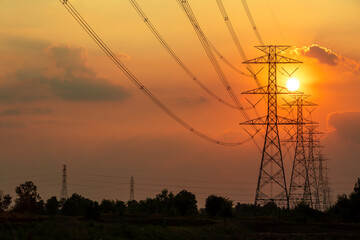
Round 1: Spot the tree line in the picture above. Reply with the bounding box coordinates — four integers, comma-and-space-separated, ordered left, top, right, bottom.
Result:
0, 178, 359, 223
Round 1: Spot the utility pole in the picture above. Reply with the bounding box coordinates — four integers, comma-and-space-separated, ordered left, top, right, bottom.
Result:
240, 45, 302, 208
283, 95, 317, 208
130, 176, 134, 201
60, 165, 68, 200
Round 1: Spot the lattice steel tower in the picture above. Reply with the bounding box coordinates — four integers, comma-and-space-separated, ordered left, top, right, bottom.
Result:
240, 45, 302, 208
60, 164, 68, 200
306, 125, 324, 209
283, 95, 317, 208
317, 152, 330, 210
130, 176, 134, 201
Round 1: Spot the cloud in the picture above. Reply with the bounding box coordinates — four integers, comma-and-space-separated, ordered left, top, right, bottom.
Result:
0, 44, 131, 102
118, 53, 130, 59
0, 121, 26, 128
295, 44, 339, 66
1, 36, 48, 53
1, 108, 52, 116
176, 96, 208, 105
327, 110, 360, 144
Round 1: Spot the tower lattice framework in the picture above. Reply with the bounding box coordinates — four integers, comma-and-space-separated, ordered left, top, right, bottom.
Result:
60, 164, 68, 200
130, 176, 134, 201
316, 152, 330, 210
306, 125, 325, 210
240, 45, 302, 208
283, 95, 317, 208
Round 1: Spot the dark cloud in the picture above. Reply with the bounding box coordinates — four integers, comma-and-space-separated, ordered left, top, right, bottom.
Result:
0, 44, 131, 102
47, 45, 94, 77
327, 111, 360, 144
0, 121, 26, 128
1, 36, 48, 52
1, 108, 52, 116
296, 44, 339, 66
177, 96, 208, 105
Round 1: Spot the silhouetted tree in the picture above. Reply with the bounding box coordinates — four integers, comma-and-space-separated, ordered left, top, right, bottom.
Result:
100, 199, 116, 214
290, 201, 324, 223
155, 189, 175, 216
85, 201, 100, 220
126, 200, 140, 215
61, 193, 93, 216
262, 201, 279, 216
45, 196, 60, 215
349, 178, 360, 221
138, 198, 157, 216
174, 190, 197, 216
0, 192, 12, 212
115, 200, 126, 216
13, 181, 44, 214
329, 178, 360, 222
205, 195, 233, 218
234, 203, 259, 217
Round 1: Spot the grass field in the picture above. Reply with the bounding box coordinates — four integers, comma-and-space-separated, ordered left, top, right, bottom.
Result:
1, 214, 360, 240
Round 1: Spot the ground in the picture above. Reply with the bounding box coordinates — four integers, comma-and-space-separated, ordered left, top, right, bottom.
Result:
0, 214, 360, 240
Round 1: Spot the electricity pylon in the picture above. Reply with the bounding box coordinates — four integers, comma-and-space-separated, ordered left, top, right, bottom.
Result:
240, 45, 302, 208
130, 176, 134, 201
318, 152, 331, 210
283, 95, 317, 208
60, 165, 68, 200
305, 125, 325, 210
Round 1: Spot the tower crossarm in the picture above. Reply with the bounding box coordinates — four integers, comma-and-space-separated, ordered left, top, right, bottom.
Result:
283, 100, 318, 107
283, 137, 321, 143
243, 55, 302, 64
242, 85, 303, 95
240, 116, 316, 125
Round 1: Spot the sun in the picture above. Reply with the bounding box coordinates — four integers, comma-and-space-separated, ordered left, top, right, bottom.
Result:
286, 78, 300, 91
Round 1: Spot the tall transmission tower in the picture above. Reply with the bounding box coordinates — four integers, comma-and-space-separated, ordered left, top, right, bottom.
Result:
316, 151, 330, 210
130, 176, 134, 201
240, 45, 302, 208
320, 155, 331, 210
306, 125, 324, 210
60, 164, 68, 200
283, 95, 317, 208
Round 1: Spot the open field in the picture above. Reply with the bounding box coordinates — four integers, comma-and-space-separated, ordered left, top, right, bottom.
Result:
1, 215, 360, 240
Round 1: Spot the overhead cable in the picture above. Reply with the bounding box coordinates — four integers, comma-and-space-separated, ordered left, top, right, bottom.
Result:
59, 0, 251, 146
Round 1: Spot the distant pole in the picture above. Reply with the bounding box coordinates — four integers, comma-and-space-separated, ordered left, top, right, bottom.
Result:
60, 165, 68, 200
130, 176, 134, 201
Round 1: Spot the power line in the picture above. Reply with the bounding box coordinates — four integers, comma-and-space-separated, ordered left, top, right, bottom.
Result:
129, 0, 254, 111
215, 0, 261, 89
241, 0, 264, 45
177, 0, 251, 120
59, 0, 252, 146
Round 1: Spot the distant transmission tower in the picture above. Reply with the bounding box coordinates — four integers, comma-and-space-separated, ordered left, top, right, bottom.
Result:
60, 164, 68, 200
130, 176, 134, 201
283, 95, 317, 208
321, 158, 331, 210
316, 152, 330, 210
306, 125, 324, 210
240, 45, 302, 208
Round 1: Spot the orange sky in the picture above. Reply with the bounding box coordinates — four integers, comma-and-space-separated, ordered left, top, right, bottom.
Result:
0, 0, 359, 206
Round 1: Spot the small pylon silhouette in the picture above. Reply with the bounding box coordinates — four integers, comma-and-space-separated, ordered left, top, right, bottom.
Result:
130, 176, 134, 201
60, 165, 68, 200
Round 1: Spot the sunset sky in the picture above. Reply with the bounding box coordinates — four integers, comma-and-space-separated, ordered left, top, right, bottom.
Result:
0, 0, 359, 206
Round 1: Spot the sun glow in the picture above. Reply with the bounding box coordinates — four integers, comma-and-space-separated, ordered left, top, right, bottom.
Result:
286, 78, 300, 91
